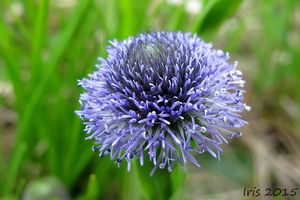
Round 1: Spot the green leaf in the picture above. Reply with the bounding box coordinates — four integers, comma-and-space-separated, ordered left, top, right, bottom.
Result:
135, 158, 173, 200
15, 0, 92, 147
193, 0, 243, 36
85, 174, 99, 199
30, 0, 49, 89
66, 145, 94, 187
169, 166, 186, 200
4, 143, 27, 195
0, 16, 24, 112
0, 131, 4, 194
15, 178, 26, 199
121, 162, 143, 200
97, 0, 119, 39
118, 0, 135, 38
166, 4, 188, 31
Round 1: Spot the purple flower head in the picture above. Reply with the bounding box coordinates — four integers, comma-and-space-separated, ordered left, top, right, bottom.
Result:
76, 32, 250, 175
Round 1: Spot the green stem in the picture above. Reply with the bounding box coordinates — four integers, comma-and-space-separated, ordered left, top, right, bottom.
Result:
122, 161, 143, 200
135, 158, 173, 200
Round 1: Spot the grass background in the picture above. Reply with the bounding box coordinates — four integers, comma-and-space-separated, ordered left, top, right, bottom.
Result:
0, 0, 300, 199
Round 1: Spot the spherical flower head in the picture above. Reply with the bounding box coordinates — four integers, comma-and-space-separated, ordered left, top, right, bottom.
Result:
76, 32, 250, 175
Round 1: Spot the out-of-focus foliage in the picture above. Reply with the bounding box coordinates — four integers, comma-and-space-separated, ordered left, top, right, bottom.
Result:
0, 0, 299, 199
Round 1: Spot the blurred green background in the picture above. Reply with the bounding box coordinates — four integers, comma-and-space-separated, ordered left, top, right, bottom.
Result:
1, 0, 300, 199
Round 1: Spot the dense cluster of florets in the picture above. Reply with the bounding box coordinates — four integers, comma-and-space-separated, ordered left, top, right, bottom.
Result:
76, 32, 250, 175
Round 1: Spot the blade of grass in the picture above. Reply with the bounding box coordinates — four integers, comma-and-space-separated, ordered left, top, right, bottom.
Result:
2, 0, 30, 40
166, 3, 187, 31
122, 162, 142, 200
60, 4, 102, 185
191, 0, 218, 33
0, 132, 4, 195
15, 178, 26, 198
63, 117, 85, 185
4, 143, 27, 195
136, 157, 173, 200
4, 0, 93, 192
22, 0, 35, 26
0, 44, 23, 112
119, 0, 135, 38
225, 20, 245, 52
107, 0, 120, 39
170, 167, 186, 200
131, 0, 151, 31
30, 0, 49, 89
141, 0, 165, 30
98, 0, 119, 39
67, 144, 94, 186
253, 0, 297, 93
93, 158, 114, 197
16, 0, 92, 145
40, 121, 60, 176
192, 0, 243, 38
84, 174, 99, 199
198, 0, 243, 34
0, 17, 24, 112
